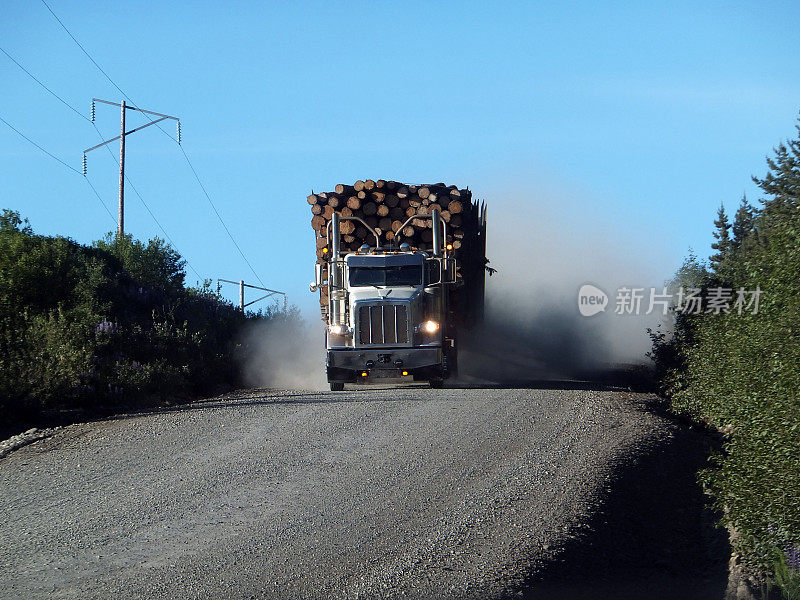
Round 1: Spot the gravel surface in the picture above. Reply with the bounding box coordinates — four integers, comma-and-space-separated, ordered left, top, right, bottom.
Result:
0, 385, 727, 599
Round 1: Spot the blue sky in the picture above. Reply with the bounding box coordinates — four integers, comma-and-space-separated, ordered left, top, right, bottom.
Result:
2, 1, 799, 314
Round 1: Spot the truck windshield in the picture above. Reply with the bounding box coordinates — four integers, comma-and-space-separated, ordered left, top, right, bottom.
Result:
349, 265, 422, 287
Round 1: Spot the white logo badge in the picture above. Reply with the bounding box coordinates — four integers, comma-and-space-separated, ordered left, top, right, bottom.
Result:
578, 284, 608, 317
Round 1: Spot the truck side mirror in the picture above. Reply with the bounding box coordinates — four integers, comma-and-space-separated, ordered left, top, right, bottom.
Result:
315, 262, 324, 286
444, 258, 457, 283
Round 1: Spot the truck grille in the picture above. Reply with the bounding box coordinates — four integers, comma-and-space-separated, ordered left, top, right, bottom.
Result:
357, 304, 409, 345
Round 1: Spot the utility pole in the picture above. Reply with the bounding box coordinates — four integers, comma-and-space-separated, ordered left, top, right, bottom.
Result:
218, 279, 286, 311
83, 98, 180, 237
118, 101, 125, 237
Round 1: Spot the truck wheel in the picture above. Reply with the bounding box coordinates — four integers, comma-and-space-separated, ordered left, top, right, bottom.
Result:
329, 382, 344, 391
429, 379, 444, 389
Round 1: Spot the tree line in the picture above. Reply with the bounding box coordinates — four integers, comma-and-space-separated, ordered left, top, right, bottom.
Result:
0, 210, 295, 433
650, 116, 800, 596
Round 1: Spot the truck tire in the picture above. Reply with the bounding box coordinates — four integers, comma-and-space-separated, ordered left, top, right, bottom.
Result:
329, 382, 344, 391
429, 378, 444, 389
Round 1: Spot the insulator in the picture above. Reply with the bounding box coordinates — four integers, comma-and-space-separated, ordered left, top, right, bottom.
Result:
82, 154, 87, 176
176, 121, 181, 145
90, 100, 95, 123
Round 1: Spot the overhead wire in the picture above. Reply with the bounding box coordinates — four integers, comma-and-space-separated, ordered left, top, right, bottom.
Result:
1, 42, 204, 281
0, 112, 116, 224
39, 0, 266, 288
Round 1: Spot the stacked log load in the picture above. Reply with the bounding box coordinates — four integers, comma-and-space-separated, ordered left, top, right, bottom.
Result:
309, 180, 487, 325
308, 179, 482, 258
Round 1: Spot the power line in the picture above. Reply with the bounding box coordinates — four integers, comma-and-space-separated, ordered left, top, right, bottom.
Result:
40, 0, 128, 102
176, 145, 266, 288
0, 46, 88, 122
0, 44, 204, 282
90, 120, 204, 282
39, 0, 266, 288
0, 113, 116, 224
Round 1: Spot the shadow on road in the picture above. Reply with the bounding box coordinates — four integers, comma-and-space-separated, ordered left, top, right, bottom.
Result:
514, 400, 730, 600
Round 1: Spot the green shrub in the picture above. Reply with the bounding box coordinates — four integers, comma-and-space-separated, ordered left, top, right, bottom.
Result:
651, 116, 800, 589
0, 209, 286, 423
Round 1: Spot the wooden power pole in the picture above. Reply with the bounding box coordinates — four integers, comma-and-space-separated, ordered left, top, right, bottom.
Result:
83, 98, 180, 237
118, 100, 126, 237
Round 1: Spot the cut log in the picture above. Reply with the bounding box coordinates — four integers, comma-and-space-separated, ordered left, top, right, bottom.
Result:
344, 234, 355, 243
448, 200, 463, 214
375, 179, 386, 189
385, 230, 395, 241
384, 194, 399, 208
340, 220, 355, 235
323, 205, 335, 219
311, 215, 326, 231
335, 184, 354, 195
347, 197, 361, 210
396, 186, 409, 199
376, 204, 390, 217
311, 204, 322, 215
364, 179, 376, 190
391, 220, 403, 232
307, 194, 318, 205
362, 202, 377, 216
353, 180, 365, 192
340, 206, 353, 217
440, 210, 451, 222
328, 196, 340, 208
402, 225, 415, 237
418, 186, 430, 199
378, 217, 392, 231
372, 191, 386, 203
405, 206, 416, 217
357, 190, 367, 200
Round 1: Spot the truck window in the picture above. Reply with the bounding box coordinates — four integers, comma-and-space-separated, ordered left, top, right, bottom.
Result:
425, 261, 441, 285
349, 265, 422, 287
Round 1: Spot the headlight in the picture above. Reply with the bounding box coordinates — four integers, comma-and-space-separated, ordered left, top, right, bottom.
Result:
422, 320, 439, 333
328, 324, 344, 335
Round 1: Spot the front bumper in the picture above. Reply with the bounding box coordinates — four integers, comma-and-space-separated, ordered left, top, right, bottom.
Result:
326, 347, 442, 381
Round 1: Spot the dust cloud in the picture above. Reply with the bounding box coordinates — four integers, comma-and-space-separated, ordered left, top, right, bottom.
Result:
240, 312, 328, 391
242, 193, 672, 389
459, 195, 670, 384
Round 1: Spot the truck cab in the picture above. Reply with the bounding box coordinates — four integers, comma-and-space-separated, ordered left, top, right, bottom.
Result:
313, 212, 457, 390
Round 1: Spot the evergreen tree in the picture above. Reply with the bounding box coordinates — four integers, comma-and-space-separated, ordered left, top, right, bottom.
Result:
731, 195, 756, 252
709, 203, 732, 277
752, 117, 800, 213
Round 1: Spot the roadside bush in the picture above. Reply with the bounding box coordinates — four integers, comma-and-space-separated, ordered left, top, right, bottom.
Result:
651, 116, 800, 593
0, 209, 282, 426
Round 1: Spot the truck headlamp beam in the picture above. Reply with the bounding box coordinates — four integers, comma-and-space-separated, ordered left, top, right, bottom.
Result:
422, 320, 439, 334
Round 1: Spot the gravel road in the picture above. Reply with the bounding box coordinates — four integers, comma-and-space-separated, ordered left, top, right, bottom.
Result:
0, 385, 728, 599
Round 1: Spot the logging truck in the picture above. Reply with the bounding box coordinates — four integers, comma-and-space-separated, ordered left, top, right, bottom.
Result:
308, 181, 488, 390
